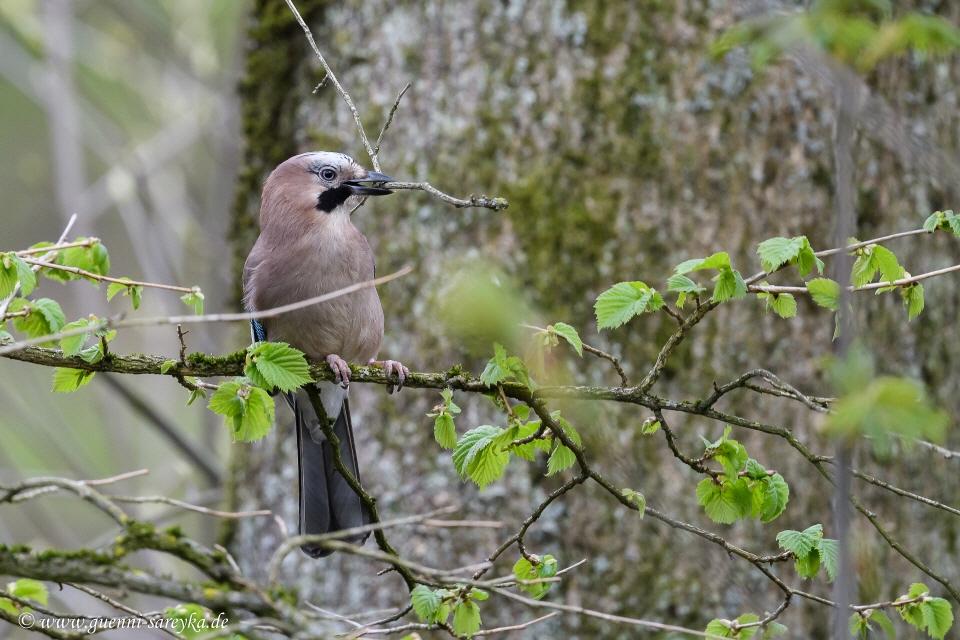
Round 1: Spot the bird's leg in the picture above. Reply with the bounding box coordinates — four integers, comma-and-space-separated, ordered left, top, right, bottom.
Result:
326, 354, 351, 389
370, 359, 410, 394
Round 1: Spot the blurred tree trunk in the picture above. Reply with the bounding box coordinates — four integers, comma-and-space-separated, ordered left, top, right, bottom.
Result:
226, 1, 960, 637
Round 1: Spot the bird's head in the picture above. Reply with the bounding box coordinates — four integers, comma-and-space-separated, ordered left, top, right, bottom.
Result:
261, 151, 394, 225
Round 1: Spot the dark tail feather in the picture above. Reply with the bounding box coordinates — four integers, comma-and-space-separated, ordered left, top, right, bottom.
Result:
294, 394, 371, 558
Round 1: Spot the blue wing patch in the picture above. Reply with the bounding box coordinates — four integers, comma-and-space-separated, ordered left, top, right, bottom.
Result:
250, 317, 267, 344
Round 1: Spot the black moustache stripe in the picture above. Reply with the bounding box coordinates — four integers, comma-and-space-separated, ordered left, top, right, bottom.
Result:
316, 186, 352, 213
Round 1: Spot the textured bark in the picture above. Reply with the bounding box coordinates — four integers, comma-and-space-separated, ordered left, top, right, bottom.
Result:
226, 1, 960, 637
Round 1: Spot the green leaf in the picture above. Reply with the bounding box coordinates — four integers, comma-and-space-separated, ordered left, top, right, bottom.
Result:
806, 278, 840, 310
641, 418, 660, 434
817, 537, 839, 583
697, 478, 751, 524
452, 425, 509, 489
921, 598, 953, 640
181, 288, 204, 315
11, 298, 66, 344
849, 612, 868, 638
705, 619, 733, 637
513, 555, 558, 600
621, 488, 645, 515
947, 211, 960, 237
761, 620, 788, 639
676, 252, 731, 274
410, 585, 441, 622
923, 212, 941, 232
768, 293, 797, 318
107, 278, 143, 310
868, 610, 896, 640
902, 283, 924, 320
434, 413, 457, 449
161, 360, 177, 374
712, 268, 747, 303
776, 524, 821, 558
551, 322, 583, 356
757, 237, 805, 273
59, 318, 97, 356
479, 343, 509, 386
0, 253, 36, 298
8, 579, 48, 606
547, 443, 576, 476
759, 473, 789, 522
594, 281, 664, 329
713, 438, 748, 481
245, 342, 312, 393
452, 600, 481, 637
208, 378, 275, 442
794, 548, 821, 580
186, 387, 206, 406
52, 367, 95, 392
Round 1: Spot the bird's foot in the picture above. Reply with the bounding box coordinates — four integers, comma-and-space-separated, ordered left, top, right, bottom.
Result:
371, 359, 409, 394
326, 354, 351, 389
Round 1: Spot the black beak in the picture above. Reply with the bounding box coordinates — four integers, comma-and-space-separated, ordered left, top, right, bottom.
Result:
345, 171, 394, 196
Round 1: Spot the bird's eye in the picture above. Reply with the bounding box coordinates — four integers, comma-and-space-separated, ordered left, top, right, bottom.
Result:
319, 168, 337, 181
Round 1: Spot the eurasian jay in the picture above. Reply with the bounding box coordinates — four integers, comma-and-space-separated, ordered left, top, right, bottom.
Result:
242, 152, 408, 557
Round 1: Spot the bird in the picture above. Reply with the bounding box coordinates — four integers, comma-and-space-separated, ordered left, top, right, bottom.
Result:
242, 151, 408, 557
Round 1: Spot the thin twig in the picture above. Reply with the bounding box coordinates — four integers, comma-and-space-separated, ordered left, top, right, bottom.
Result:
108, 495, 273, 519
20, 257, 195, 294
0, 266, 412, 356
374, 83, 411, 156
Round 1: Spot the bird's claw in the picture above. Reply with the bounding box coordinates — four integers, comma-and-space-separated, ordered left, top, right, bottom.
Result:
372, 359, 409, 394
327, 354, 351, 388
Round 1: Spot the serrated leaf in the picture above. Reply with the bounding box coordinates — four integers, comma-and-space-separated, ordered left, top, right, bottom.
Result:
0, 254, 36, 298
208, 378, 275, 442
479, 343, 509, 386
452, 600, 481, 637
667, 273, 704, 293
705, 619, 733, 637
757, 237, 805, 273
697, 478, 750, 524
547, 444, 576, 476
594, 281, 664, 329
59, 319, 97, 356
246, 342, 312, 392
868, 610, 896, 640
872, 246, 904, 285
770, 293, 797, 318
11, 298, 66, 344
923, 212, 941, 231
816, 537, 838, 583
759, 473, 789, 522
238, 386, 273, 442
551, 322, 583, 356
453, 426, 499, 477
52, 368, 95, 392
806, 278, 840, 310
712, 268, 747, 303
921, 598, 953, 639
107, 280, 127, 301
161, 360, 177, 374
776, 525, 820, 558
434, 413, 457, 449
641, 418, 660, 434
410, 585, 441, 622
902, 283, 924, 320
